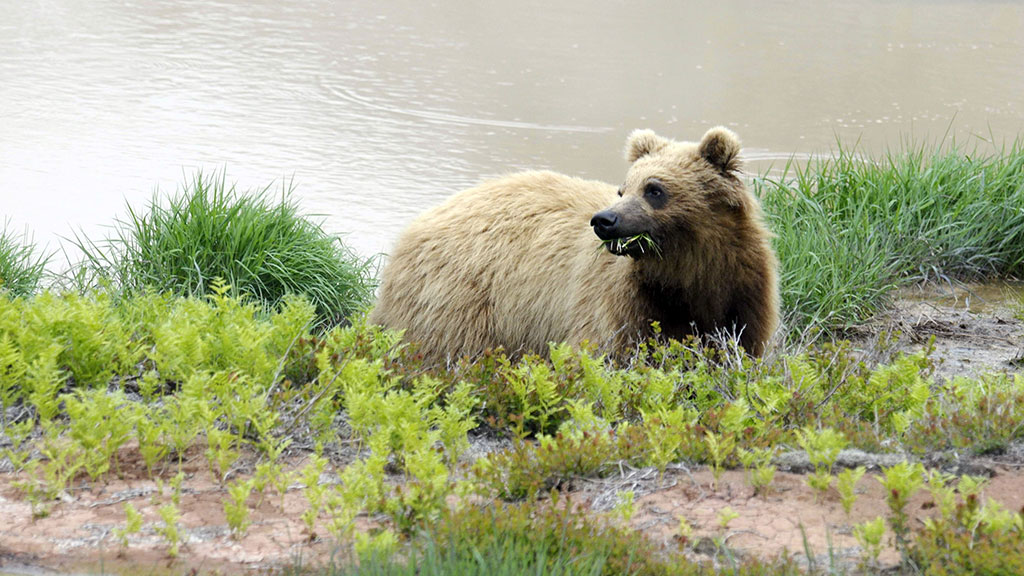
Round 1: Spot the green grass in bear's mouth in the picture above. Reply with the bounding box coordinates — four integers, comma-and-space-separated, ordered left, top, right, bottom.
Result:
599, 233, 661, 258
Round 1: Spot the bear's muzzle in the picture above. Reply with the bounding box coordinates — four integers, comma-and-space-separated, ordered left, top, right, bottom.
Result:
590, 210, 620, 241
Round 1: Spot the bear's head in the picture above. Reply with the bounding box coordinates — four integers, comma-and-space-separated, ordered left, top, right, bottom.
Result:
591, 127, 750, 260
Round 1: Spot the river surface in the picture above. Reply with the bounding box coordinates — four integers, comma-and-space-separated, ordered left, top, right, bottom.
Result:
2, 0, 1024, 263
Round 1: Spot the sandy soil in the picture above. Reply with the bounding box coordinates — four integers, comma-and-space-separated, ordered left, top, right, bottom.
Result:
621, 463, 1024, 569
0, 447, 366, 575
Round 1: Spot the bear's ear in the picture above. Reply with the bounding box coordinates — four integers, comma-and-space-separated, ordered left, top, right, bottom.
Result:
625, 129, 670, 163
698, 126, 742, 173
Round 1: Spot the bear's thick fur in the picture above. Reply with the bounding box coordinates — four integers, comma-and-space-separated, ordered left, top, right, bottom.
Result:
370, 128, 779, 360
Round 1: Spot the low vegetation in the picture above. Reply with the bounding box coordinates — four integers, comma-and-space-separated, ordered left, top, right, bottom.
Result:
335, 501, 805, 575
2, 143, 1024, 574
1, 288, 1022, 573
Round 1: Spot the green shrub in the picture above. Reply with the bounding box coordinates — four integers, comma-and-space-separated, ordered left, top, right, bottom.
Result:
0, 291, 140, 419
0, 222, 48, 297
0, 288, 320, 493
911, 492, 1024, 575
904, 373, 1024, 456
73, 171, 376, 323
472, 429, 644, 501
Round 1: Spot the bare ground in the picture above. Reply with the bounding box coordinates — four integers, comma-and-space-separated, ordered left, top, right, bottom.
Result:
859, 282, 1024, 382
1, 284, 1022, 575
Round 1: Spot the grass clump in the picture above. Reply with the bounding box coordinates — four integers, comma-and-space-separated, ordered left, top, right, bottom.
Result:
339, 500, 801, 575
74, 171, 375, 324
759, 137, 1024, 335
0, 222, 48, 297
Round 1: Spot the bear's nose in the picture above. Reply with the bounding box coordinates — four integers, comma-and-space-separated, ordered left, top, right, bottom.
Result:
590, 210, 619, 237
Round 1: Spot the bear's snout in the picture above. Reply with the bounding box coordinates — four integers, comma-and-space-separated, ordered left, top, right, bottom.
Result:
590, 210, 620, 240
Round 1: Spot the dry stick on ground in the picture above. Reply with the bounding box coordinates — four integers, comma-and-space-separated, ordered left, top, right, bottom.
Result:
586, 462, 699, 512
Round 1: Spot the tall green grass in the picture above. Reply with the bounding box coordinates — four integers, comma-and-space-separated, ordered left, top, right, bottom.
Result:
0, 221, 48, 297
760, 138, 1024, 335
73, 172, 376, 323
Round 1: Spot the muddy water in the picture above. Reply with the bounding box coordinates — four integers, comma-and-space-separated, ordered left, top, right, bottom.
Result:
900, 281, 1024, 314
2, 0, 1023, 261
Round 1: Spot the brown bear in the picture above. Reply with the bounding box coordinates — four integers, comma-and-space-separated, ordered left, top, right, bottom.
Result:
370, 127, 780, 361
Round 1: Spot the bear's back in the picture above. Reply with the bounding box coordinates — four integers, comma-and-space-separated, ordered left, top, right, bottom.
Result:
371, 171, 625, 360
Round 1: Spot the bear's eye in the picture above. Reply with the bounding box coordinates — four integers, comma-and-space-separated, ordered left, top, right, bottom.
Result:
617, 187, 624, 197
643, 181, 665, 198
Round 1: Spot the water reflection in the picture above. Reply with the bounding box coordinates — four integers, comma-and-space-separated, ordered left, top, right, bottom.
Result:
1, 0, 1022, 261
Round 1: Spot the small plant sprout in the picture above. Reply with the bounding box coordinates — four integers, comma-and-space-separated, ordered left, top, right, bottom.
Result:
10, 426, 39, 471
717, 506, 740, 531
272, 468, 297, 511
250, 463, 270, 504
854, 516, 886, 568
137, 369, 163, 401
16, 429, 83, 517
704, 430, 737, 490
878, 461, 925, 553
169, 471, 186, 508
0, 420, 34, 470
135, 414, 170, 475
253, 437, 292, 505
114, 502, 144, 550
64, 388, 134, 480
324, 488, 359, 542
205, 427, 240, 483
258, 434, 292, 463
613, 490, 636, 522
427, 378, 478, 472
738, 446, 776, 496
224, 478, 254, 538
712, 507, 741, 556
505, 359, 564, 439
977, 499, 1018, 536
300, 453, 329, 539
157, 503, 183, 558
836, 466, 867, 517
676, 515, 695, 545
11, 462, 49, 519
796, 427, 847, 501
926, 469, 958, 520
